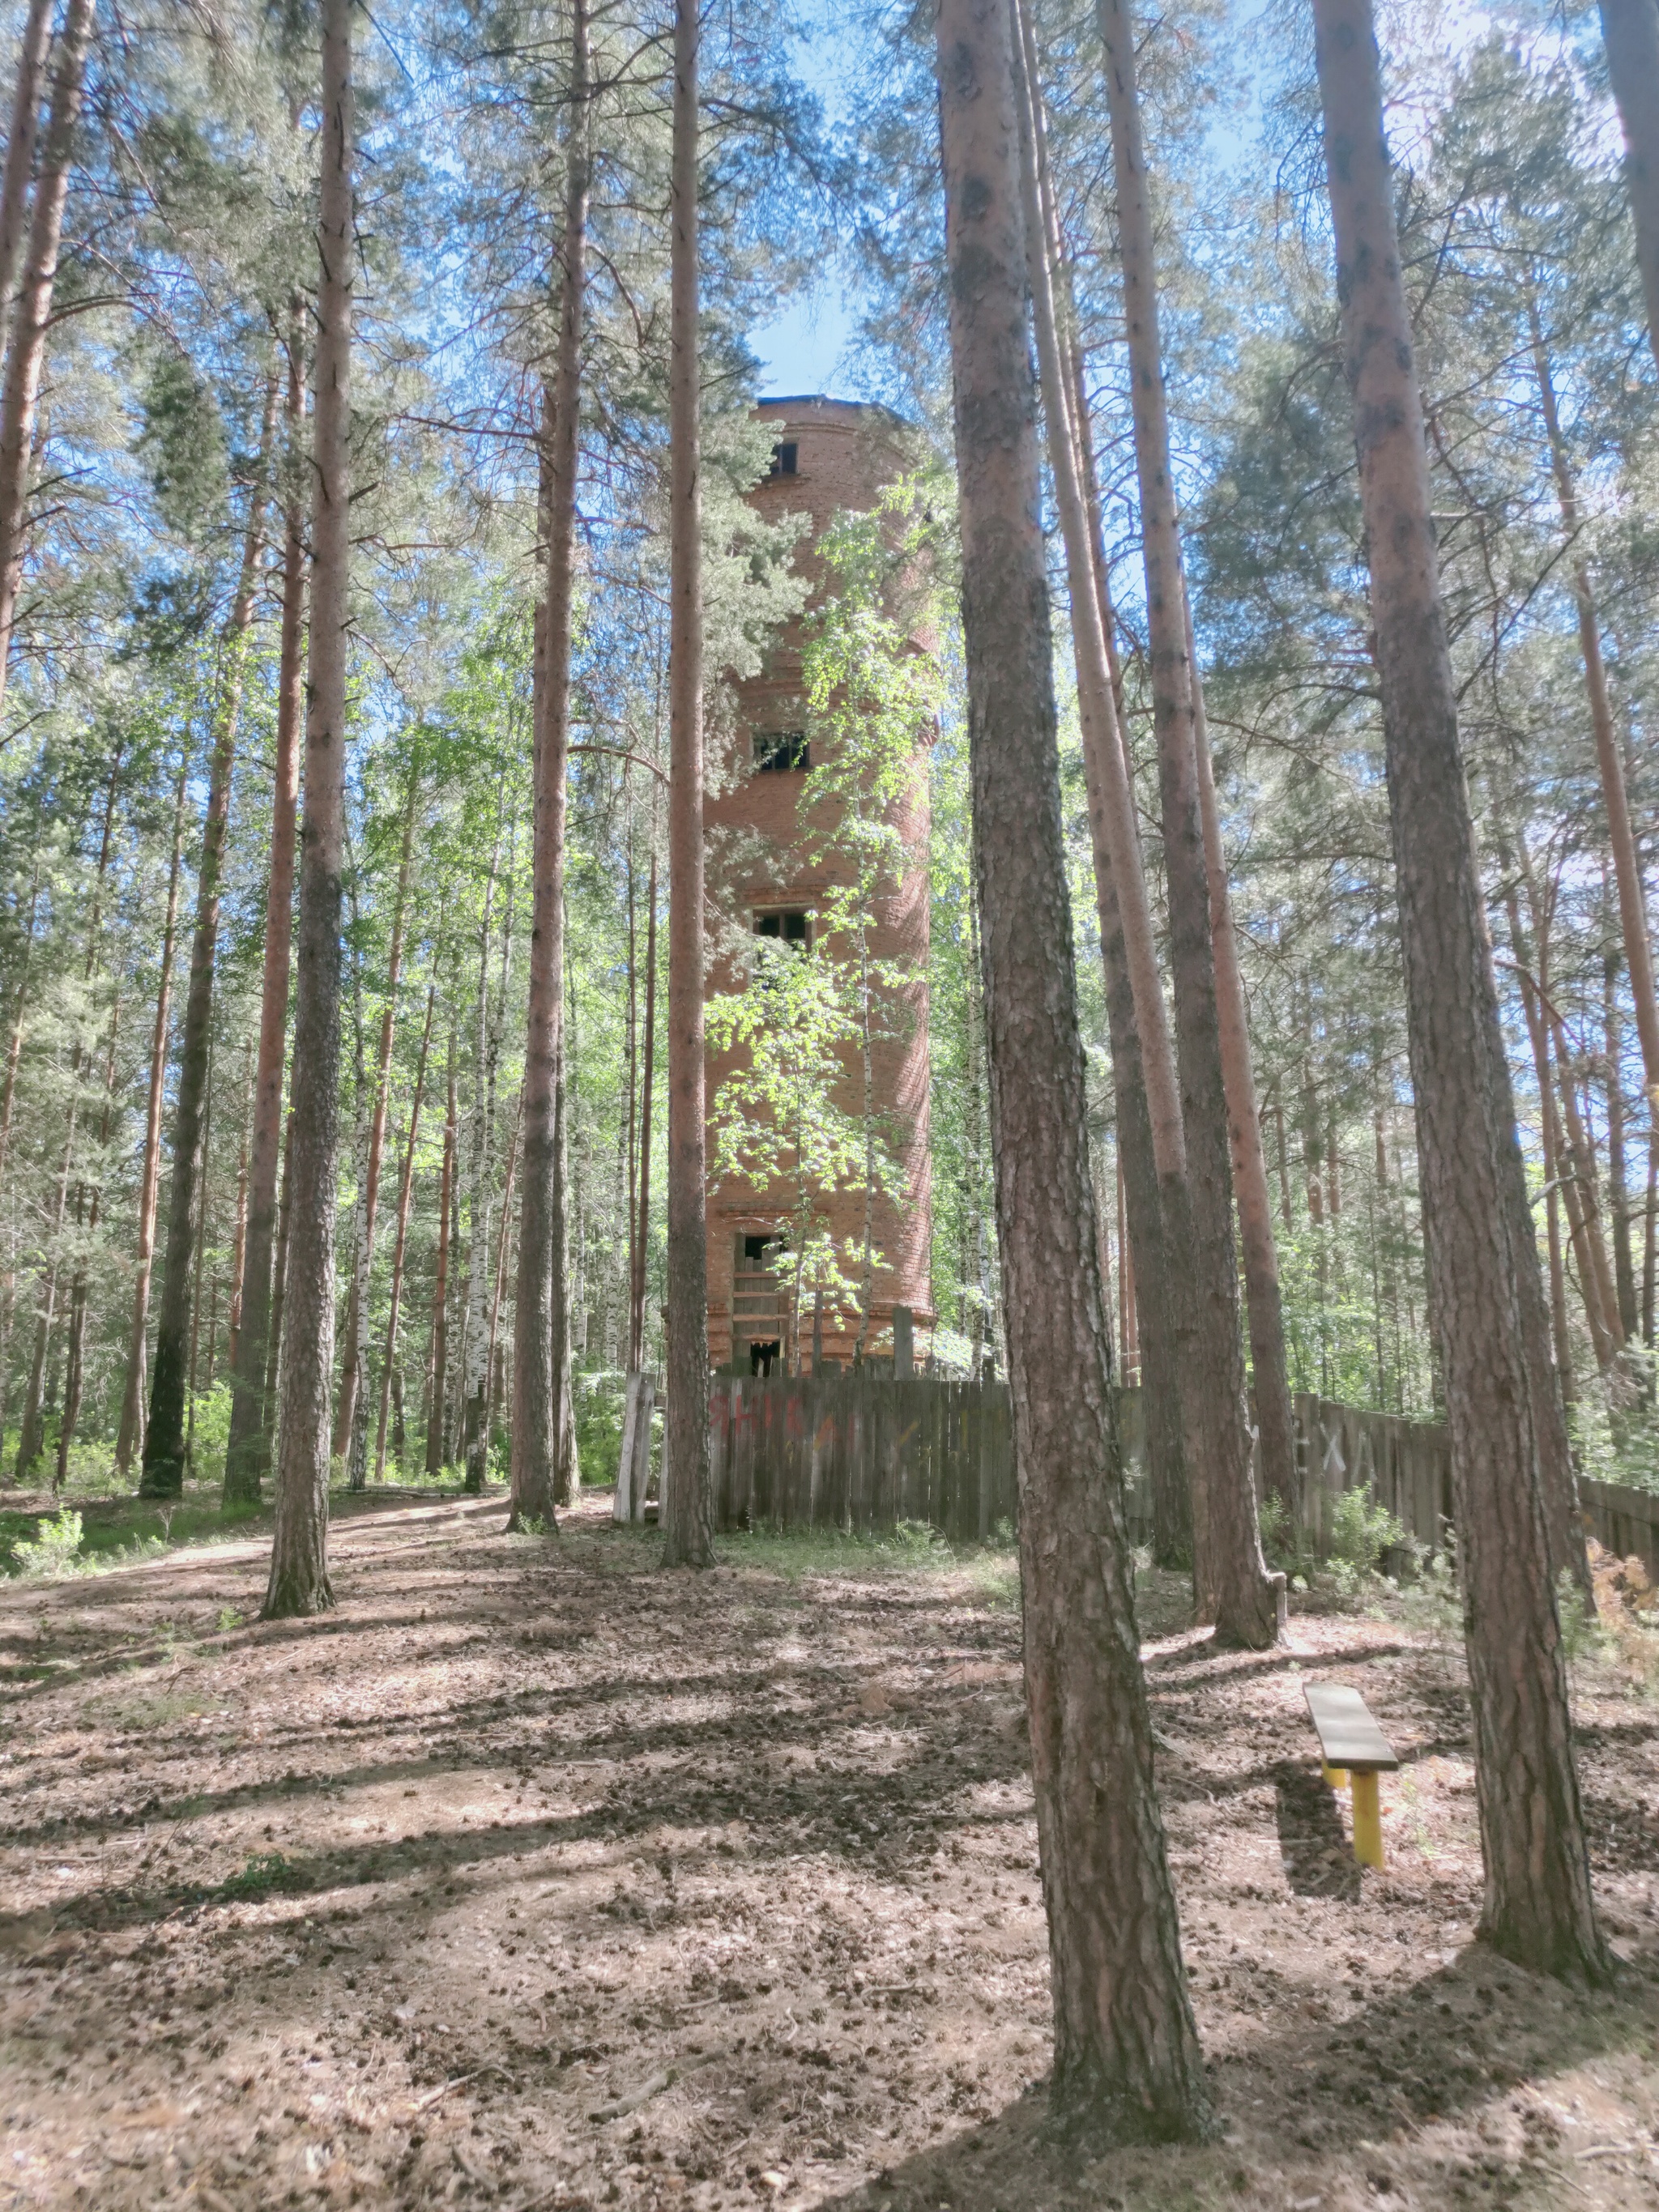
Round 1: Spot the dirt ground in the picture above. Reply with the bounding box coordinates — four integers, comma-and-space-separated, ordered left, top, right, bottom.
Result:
3, 1489, 1659, 2212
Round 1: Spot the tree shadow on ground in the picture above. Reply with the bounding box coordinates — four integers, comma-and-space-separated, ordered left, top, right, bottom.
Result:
800, 1946, 1659, 2212
1271, 1756, 1361, 1899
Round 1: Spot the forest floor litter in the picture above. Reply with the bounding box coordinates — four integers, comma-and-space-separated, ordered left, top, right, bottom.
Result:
3, 1486, 1659, 2211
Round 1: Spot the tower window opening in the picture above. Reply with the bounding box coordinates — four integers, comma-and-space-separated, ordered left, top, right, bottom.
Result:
755, 909, 809, 947
754, 728, 810, 773
768, 440, 798, 477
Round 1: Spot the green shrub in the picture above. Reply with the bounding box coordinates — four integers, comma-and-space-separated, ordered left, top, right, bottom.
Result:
1327, 1485, 1417, 1590
10, 1509, 85, 1579
220, 1850, 292, 1898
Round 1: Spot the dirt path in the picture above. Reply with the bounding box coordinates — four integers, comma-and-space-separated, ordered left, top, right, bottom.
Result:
2, 1491, 1658, 2211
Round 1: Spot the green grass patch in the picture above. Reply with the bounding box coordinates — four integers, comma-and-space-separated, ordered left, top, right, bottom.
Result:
217, 1850, 294, 1899
2, 1490, 268, 1579
710, 1517, 1018, 1585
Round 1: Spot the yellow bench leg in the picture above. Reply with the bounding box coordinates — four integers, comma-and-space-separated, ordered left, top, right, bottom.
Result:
1323, 1763, 1349, 1791
1350, 1769, 1384, 1869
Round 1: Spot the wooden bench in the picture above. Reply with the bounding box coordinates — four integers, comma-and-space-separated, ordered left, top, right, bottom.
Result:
1303, 1681, 1399, 1869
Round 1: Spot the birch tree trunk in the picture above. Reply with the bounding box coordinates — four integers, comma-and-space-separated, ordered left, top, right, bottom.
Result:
1097, 0, 1280, 1648
1313, 0, 1606, 1978
513, 0, 589, 1531
934, 0, 1210, 2135
263, 0, 352, 1619
224, 318, 305, 1499
0, 0, 94, 722
661, 0, 714, 1566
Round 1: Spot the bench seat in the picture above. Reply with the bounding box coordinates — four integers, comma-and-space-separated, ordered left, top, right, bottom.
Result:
1303, 1681, 1397, 1869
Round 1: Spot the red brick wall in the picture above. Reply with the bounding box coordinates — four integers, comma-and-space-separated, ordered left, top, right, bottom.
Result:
705, 399, 934, 1370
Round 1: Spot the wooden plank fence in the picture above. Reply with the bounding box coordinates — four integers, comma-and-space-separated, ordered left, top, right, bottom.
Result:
708, 1374, 1015, 1545
697, 1372, 1659, 1579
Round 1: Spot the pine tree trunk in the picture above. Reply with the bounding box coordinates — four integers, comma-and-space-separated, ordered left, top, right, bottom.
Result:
0, 0, 94, 721
265, 1104, 293, 1453
225, 312, 306, 1501
1494, 855, 1594, 1596
226, 1045, 253, 1375
426, 1034, 456, 1475
1314, 0, 1606, 1979
339, 778, 417, 1485
15, 748, 118, 1479
1600, 0, 1659, 368
1097, 0, 1280, 1646
1605, 942, 1640, 1338
661, 0, 714, 1567
631, 847, 658, 1375
934, 0, 1211, 2136
1503, 881, 1578, 1404
1186, 588, 1298, 1517
460, 843, 504, 1496
0, 0, 55, 362
1009, 6, 1192, 1560
263, 0, 352, 1620
141, 377, 276, 1498
1532, 313, 1659, 1136
376, 982, 434, 1481
513, 6, 588, 1532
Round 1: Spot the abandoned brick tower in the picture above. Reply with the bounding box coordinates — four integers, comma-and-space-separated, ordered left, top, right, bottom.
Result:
704, 397, 933, 1373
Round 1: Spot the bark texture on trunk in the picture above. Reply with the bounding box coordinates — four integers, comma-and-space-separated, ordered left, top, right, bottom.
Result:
115, 758, 188, 1476
513, 9, 589, 1534
1315, 0, 1606, 1978
141, 376, 276, 1498
934, 0, 1210, 2137
1601, 0, 1659, 369
263, 0, 352, 1620
661, 0, 714, 1568
1097, 0, 1279, 1646
225, 324, 305, 1500
0, 0, 94, 721
0, 0, 54, 358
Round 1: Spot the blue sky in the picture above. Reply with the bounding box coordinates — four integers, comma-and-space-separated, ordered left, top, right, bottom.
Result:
748, 286, 858, 399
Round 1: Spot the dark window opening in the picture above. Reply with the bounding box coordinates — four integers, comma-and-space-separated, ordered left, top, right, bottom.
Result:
753, 728, 810, 773
768, 441, 798, 478
755, 909, 809, 946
